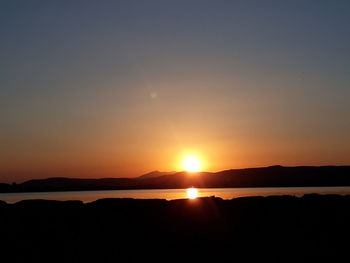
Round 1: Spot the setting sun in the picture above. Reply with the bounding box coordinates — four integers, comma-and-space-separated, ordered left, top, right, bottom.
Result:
183, 156, 201, 172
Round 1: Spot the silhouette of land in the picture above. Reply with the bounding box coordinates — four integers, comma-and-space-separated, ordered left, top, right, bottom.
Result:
0, 194, 349, 262
1, 165, 350, 192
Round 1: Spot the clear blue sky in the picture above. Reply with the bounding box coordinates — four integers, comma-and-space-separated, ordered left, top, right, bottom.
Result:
1, 0, 350, 182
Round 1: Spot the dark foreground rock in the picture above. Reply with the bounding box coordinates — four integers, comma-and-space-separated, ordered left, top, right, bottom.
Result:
0, 194, 349, 262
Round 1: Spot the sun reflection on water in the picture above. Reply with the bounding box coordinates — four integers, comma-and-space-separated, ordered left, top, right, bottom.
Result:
186, 187, 199, 199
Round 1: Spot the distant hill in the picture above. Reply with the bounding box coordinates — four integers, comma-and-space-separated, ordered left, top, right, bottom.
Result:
137, 170, 176, 179
0, 165, 350, 193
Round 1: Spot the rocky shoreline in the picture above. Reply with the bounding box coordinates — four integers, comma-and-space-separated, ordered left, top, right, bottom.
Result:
1, 194, 349, 262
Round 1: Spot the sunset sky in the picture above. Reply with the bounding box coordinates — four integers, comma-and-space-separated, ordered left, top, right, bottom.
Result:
1, 1, 350, 183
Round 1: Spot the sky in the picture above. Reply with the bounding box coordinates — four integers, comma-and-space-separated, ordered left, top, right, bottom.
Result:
1, 0, 350, 183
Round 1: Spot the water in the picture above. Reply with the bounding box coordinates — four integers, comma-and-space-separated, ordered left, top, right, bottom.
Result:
0, 186, 350, 203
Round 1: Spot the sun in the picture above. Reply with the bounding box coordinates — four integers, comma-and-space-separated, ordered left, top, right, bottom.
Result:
183, 156, 201, 172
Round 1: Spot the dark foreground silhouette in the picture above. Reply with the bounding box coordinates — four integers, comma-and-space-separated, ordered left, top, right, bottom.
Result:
1, 194, 349, 262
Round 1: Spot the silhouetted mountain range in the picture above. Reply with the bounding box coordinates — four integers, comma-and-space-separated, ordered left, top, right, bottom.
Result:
1, 165, 350, 193
137, 170, 176, 179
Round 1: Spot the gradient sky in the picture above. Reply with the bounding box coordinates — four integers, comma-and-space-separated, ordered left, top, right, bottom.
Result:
1, 0, 350, 183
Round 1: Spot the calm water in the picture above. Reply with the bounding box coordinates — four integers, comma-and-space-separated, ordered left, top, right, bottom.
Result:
0, 186, 350, 203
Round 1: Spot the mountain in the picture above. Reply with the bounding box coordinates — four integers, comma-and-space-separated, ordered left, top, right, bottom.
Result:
0, 165, 350, 193
138, 170, 176, 179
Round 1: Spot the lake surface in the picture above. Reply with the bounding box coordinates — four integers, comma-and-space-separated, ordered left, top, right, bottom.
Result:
1, 186, 350, 203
